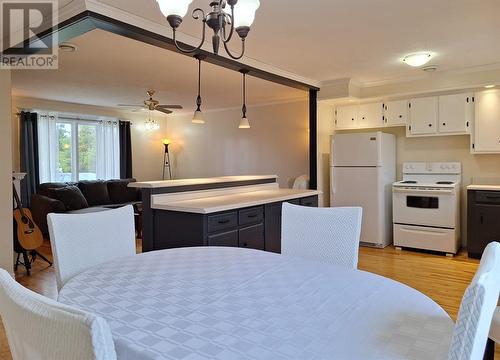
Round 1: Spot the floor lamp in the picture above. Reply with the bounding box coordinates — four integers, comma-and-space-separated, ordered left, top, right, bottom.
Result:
162, 139, 172, 180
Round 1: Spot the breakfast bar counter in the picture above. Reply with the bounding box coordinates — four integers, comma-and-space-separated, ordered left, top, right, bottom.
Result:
131, 175, 319, 253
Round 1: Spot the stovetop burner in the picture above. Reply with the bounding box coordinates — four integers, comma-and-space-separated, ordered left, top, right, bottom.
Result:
400, 181, 418, 184
436, 181, 454, 185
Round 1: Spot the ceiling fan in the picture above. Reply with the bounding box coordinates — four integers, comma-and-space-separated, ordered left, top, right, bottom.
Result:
118, 90, 183, 114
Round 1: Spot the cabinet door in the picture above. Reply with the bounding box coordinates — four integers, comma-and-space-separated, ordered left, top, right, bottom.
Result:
239, 223, 265, 250
208, 230, 238, 247
408, 97, 438, 135
473, 90, 500, 153
438, 93, 473, 134
359, 102, 384, 128
384, 100, 408, 126
265, 199, 300, 253
335, 105, 358, 129
471, 204, 500, 257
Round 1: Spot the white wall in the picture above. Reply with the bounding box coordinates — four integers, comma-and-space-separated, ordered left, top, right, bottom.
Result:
166, 101, 309, 187
0, 71, 13, 273
12, 97, 168, 182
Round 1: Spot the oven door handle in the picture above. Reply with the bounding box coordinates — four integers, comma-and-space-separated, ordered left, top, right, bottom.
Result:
393, 188, 454, 195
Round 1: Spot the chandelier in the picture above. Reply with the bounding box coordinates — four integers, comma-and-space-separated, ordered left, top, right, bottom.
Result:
156, 0, 260, 60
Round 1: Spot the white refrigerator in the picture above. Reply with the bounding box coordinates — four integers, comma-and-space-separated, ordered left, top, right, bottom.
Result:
330, 132, 396, 248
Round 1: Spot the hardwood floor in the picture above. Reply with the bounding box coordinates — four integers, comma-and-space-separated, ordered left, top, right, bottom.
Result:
1, 243, 498, 359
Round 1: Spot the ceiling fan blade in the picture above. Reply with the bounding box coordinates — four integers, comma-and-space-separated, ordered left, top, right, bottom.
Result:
157, 105, 183, 109
156, 108, 173, 115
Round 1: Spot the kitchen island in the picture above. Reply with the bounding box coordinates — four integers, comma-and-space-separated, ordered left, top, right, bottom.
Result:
130, 176, 320, 252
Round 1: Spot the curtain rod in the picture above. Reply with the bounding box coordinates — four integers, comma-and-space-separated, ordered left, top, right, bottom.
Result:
15, 112, 133, 125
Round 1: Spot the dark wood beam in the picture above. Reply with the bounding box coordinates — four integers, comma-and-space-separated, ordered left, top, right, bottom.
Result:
309, 89, 318, 190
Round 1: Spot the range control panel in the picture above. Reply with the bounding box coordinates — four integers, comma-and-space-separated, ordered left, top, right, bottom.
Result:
402, 162, 462, 175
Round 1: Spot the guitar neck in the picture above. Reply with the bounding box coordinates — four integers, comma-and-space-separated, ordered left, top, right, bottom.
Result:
12, 183, 26, 217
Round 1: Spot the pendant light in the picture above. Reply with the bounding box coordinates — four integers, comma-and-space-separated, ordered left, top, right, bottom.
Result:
239, 69, 250, 129
192, 55, 205, 124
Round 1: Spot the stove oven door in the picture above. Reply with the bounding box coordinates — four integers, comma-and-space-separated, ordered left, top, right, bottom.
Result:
392, 187, 457, 228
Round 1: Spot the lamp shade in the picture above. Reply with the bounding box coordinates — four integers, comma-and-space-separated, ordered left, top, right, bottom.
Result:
230, 0, 260, 28
238, 116, 250, 129
192, 110, 205, 124
156, 0, 193, 18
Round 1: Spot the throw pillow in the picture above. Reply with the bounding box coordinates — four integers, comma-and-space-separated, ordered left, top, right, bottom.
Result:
51, 186, 89, 211
78, 181, 111, 206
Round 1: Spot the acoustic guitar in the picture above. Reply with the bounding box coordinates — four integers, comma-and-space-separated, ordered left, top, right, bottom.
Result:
13, 183, 43, 251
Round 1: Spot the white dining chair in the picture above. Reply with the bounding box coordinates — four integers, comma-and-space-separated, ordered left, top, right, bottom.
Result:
0, 269, 116, 360
448, 242, 500, 360
281, 203, 363, 269
48, 205, 136, 291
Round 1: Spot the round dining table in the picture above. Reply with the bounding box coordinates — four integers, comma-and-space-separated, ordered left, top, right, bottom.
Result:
58, 247, 454, 360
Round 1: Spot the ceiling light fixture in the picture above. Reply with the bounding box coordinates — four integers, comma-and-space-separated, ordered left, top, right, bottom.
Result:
403, 52, 433, 67
238, 69, 250, 129
156, 0, 260, 60
144, 110, 160, 131
58, 42, 77, 53
192, 55, 206, 124
485, 85, 496, 89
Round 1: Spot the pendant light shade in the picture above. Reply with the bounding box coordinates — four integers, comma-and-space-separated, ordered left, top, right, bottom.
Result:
238, 116, 250, 129
239, 69, 250, 129
192, 55, 206, 124
192, 109, 205, 124
230, 0, 260, 28
156, 0, 193, 18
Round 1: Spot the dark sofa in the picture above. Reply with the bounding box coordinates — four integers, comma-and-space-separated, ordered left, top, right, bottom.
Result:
31, 179, 141, 237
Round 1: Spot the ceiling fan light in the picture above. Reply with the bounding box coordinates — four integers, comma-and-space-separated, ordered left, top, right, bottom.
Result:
156, 0, 193, 18
227, 0, 260, 28
192, 110, 205, 124
402, 52, 433, 67
238, 116, 250, 129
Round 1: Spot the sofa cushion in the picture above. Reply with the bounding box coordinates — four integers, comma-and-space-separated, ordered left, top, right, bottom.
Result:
107, 179, 139, 204
51, 186, 89, 211
67, 207, 111, 214
78, 181, 110, 206
38, 183, 71, 198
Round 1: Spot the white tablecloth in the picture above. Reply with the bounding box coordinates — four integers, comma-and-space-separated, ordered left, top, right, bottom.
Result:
58, 247, 454, 360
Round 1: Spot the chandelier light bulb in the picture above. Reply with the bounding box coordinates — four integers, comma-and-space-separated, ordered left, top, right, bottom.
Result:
238, 116, 250, 129
156, 0, 193, 18
227, 0, 260, 28
402, 52, 433, 67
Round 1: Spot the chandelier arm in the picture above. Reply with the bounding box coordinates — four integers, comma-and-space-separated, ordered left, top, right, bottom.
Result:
172, 8, 207, 54
221, 5, 235, 43
223, 38, 245, 60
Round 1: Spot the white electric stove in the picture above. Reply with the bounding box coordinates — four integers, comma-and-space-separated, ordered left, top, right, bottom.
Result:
393, 162, 461, 255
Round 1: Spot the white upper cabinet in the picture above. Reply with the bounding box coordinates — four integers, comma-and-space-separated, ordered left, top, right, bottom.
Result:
438, 93, 473, 134
359, 102, 384, 128
335, 105, 358, 129
384, 100, 408, 126
473, 90, 500, 153
408, 96, 439, 136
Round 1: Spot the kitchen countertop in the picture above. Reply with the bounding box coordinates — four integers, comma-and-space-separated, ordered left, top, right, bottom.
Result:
467, 184, 500, 191
129, 175, 278, 189
151, 185, 321, 214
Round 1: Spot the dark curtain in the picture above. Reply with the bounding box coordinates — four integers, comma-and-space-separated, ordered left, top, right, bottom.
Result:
19, 111, 39, 208
119, 120, 133, 179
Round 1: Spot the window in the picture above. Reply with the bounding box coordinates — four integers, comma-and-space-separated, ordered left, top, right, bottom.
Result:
38, 112, 120, 183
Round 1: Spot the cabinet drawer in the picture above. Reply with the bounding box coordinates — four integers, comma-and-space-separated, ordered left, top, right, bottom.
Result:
239, 206, 264, 226
475, 191, 500, 204
208, 212, 238, 233
300, 196, 318, 207
239, 223, 265, 250
208, 230, 238, 247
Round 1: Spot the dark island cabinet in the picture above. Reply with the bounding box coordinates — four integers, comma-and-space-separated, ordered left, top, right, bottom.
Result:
467, 190, 500, 258
152, 195, 318, 253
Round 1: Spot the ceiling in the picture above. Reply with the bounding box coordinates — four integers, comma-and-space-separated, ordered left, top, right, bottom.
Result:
95, 0, 500, 84
12, 29, 306, 112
